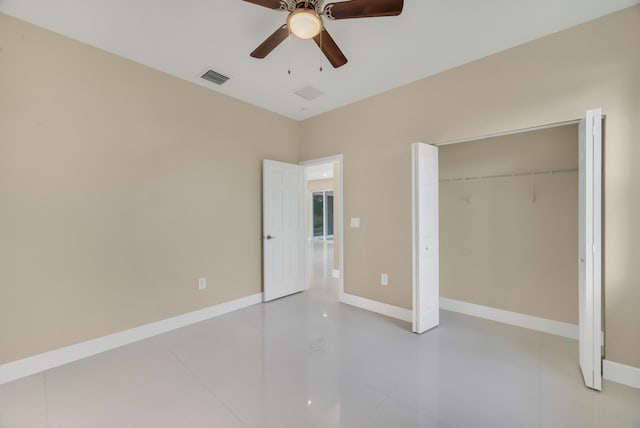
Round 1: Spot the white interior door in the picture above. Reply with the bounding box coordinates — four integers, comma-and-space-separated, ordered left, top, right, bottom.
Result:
578, 108, 602, 390
263, 160, 306, 302
412, 143, 440, 334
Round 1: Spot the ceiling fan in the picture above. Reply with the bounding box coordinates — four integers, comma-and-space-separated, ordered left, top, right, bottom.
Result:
244, 0, 404, 68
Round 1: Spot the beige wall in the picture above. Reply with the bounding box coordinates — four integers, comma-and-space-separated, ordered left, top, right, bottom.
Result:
440, 125, 578, 324
0, 14, 299, 363
300, 6, 640, 368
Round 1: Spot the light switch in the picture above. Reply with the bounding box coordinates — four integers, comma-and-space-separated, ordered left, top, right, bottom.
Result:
350, 217, 361, 228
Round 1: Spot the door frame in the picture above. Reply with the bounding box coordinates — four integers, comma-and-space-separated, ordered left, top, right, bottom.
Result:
431, 112, 603, 389
300, 155, 344, 298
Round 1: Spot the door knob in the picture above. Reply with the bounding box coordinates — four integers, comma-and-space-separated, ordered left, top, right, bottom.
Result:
265, 235, 276, 240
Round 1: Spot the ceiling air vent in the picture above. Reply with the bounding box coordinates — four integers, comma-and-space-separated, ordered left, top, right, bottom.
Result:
294, 86, 323, 101
201, 69, 229, 85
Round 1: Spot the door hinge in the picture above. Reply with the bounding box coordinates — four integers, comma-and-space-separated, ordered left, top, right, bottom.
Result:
592, 244, 597, 254
592, 125, 597, 137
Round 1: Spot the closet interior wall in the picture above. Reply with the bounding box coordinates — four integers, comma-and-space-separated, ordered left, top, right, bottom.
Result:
439, 124, 579, 324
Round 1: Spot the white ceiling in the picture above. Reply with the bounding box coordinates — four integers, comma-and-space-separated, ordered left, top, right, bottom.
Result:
1, 0, 638, 121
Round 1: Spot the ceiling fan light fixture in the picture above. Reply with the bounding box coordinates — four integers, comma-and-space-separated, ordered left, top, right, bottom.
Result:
287, 9, 322, 39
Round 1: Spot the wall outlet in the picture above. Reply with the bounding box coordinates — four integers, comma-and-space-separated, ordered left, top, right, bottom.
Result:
380, 273, 389, 286
198, 277, 207, 290
350, 217, 360, 228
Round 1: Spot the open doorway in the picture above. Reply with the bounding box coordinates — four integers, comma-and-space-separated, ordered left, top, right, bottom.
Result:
261, 155, 344, 302
301, 156, 344, 297
420, 110, 603, 390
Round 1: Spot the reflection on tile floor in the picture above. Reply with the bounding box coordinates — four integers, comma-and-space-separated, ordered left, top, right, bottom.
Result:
1, 240, 639, 428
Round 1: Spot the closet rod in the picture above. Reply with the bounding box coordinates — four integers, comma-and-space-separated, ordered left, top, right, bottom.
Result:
439, 168, 577, 183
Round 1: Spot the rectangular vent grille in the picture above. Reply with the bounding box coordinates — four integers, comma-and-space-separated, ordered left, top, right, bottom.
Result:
201, 69, 229, 85
294, 86, 323, 101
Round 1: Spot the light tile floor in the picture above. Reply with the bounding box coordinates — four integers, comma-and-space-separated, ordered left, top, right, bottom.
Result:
1, 240, 639, 427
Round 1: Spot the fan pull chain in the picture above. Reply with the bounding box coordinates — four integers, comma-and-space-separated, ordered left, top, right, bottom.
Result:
319, 30, 323, 72
287, 26, 292, 75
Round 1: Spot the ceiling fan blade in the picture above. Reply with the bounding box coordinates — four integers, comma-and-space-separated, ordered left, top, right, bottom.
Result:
250, 25, 289, 58
324, 0, 404, 20
313, 29, 348, 68
243, 0, 283, 10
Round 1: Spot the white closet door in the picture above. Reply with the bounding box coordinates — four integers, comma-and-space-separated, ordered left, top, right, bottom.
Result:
263, 160, 306, 302
412, 143, 440, 334
578, 108, 602, 390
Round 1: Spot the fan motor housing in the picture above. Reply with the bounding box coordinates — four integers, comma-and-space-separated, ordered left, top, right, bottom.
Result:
295, 1, 317, 9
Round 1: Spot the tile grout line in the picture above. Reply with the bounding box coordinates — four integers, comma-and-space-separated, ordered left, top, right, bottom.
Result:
163, 345, 250, 428
537, 332, 543, 428
43, 371, 50, 428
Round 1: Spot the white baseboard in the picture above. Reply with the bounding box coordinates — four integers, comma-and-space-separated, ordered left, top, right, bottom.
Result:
440, 297, 579, 340
0, 293, 263, 385
603, 359, 640, 390
341, 293, 412, 323
332, 269, 340, 278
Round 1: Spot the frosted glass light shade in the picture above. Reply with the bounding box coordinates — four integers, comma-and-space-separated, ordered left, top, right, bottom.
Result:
287, 9, 322, 39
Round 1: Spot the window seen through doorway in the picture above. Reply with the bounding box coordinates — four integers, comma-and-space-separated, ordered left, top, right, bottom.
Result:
312, 190, 333, 240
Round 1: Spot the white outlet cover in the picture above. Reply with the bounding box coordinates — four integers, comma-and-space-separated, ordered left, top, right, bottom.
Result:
381, 273, 389, 286
198, 277, 207, 290
350, 217, 361, 228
